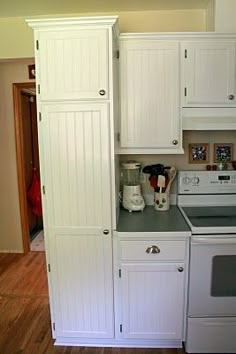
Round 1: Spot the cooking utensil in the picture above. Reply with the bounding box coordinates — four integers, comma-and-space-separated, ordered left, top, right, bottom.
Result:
143, 164, 170, 177
165, 166, 176, 194
143, 164, 170, 192
149, 175, 157, 190
157, 175, 166, 193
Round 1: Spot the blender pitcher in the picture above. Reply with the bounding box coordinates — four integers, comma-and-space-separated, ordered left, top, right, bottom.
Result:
121, 161, 145, 212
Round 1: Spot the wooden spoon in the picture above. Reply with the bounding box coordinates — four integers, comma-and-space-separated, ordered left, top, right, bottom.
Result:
165, 166, 176, 194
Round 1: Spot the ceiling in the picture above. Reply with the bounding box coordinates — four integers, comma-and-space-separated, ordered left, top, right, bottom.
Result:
0, 0, 211, 18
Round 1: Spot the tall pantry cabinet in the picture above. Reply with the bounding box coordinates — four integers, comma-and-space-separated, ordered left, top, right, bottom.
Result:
27, 17, 119, 344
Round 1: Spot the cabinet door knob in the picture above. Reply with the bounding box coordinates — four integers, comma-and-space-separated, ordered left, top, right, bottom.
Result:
228, 94, 235, 100
103, 229, 109, 235
178, 267, 184, 272
146, 245, 160, 254
172, 139, 178, 145
99, 89, 106, 96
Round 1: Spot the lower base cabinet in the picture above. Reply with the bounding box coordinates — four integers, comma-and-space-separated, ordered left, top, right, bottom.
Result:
120, 263, 185, 339
53, 232, 189, 347
115, 235, 189, 343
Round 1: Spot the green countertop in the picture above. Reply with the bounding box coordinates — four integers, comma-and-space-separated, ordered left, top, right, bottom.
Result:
117, 205, 191, 233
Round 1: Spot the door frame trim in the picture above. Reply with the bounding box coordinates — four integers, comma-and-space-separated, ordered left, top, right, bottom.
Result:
13, 82, 36, 254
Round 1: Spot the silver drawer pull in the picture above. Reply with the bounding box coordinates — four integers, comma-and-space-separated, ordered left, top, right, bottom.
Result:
99, 89, 106, 96
172, 139, 178, 145
146, 245, 160, 254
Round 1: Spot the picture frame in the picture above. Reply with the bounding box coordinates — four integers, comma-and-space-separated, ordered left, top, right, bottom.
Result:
28, 64, 36, 79
214, 143, 233, 162
189, 143, 209, 164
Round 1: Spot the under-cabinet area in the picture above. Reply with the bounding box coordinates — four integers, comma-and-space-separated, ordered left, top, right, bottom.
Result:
26, 14, 236, 353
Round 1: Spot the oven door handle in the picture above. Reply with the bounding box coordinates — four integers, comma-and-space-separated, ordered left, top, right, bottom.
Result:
192, 236, 236, 245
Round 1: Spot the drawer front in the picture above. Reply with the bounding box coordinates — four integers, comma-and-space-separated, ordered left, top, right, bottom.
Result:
120, 240, 186, 261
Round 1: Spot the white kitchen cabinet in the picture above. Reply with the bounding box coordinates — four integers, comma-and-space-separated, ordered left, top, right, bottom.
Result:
116, 236, 188, 343
119, 35, 183, 154
40, 102, 114, 339
50, 232, 114, 339
121, 263, 185, 339
27, 17, 119, 344
30, 17, 119, 101
182, 40, 236, 107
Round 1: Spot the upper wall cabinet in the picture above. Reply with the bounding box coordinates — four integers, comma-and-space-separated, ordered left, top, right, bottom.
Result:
119, 35, 183, 154
182, 40, 236, 107
34, 21, 113, 101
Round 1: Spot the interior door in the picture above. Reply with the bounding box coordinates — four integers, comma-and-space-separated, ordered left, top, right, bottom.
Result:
21, 93, 37, 233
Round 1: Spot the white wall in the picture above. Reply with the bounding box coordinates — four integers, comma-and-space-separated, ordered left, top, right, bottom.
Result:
215, 0, 236, 32
0, 9, 208, 59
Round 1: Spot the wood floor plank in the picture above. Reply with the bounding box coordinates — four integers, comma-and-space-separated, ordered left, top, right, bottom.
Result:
0, 252, 186, 353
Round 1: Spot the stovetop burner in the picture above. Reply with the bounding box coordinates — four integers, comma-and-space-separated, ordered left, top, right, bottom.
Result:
182, 206, 236, 228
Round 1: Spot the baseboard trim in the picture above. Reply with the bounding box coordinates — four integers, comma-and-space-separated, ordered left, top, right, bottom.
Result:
55, 337, 183, 348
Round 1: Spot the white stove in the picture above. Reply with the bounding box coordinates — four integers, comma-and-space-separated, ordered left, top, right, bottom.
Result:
177, 171, 236, 354
178, 170, 236, 235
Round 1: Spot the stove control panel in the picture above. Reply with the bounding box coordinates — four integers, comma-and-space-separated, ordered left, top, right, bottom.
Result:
178, 171, 236, 194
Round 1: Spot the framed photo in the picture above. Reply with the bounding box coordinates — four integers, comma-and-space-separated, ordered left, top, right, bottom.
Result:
189, 143, 209, 164
214, 143, 233, 162
28, 64, 36, 79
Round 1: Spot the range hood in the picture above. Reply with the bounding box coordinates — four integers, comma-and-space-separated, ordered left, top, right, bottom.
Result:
182, 107, 236, 130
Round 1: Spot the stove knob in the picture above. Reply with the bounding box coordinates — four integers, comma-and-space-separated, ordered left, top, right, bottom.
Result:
192, 177, 200, 184
183, 177, 191, 184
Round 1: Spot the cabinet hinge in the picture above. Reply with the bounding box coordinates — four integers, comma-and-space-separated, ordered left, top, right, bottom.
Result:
42, 185, 45, 195
117, 132, 120, 142
116, 50, 120, 59
120, 324, 123, 333
39, 112, 42, 122
119, 269, 121, 278
53, 322, 56, 331
48, 264, 51, 272
36, 40, 39, 50
37, 84, 40, 94
184, 87, 187, 97
184, 49, 187, 58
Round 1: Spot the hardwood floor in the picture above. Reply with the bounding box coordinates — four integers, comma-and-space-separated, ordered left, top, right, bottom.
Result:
0, 252, 186, 354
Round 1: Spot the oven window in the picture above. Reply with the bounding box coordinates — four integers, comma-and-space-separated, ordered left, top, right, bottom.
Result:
211, 255, 236, 297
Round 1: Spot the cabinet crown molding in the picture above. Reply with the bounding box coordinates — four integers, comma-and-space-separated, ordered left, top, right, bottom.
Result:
26, 16, 119, 36
120, 32, 236, 40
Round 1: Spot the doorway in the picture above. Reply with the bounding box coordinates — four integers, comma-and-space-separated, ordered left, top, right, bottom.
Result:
13, 82, 43, 253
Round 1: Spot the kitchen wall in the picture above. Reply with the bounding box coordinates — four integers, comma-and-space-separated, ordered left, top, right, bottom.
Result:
214, 0, 236, 32
120, 130, 236, 198
0, 59, 35, 252
0, 9, 208, 59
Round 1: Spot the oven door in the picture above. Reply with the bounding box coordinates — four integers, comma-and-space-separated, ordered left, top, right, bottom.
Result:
188, 236, 236, 317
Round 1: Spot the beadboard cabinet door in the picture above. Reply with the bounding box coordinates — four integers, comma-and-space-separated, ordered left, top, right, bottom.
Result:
40, 102, 114, 338
182, 41, 236, 107
121, 263, 185, 340
37, 28, 109, 101
119, 38, 183, 154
